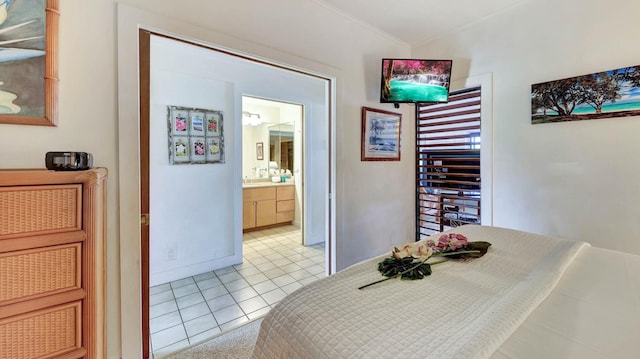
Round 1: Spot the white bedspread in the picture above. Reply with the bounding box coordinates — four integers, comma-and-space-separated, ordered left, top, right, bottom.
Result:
251, 225, 590, 359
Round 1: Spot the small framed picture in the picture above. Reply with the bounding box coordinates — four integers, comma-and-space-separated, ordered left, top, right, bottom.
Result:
205, 112, 221, 136
206, 137, 223, 163
256, 142, 264, 160
170, 108, 189, 135
361, 106, 402, 161
171, 136, 190, 163
191, 137, 206, 162
189, 111, 206, 136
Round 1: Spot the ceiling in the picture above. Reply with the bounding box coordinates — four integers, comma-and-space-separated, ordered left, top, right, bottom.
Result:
318, 0, 527, 46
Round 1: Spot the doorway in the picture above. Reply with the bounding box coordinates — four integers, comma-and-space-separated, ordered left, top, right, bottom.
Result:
241, 96, 304, 240
137, 31, 334, 358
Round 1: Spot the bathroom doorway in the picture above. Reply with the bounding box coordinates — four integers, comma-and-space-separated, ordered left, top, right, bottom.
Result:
241, 96, 305, 241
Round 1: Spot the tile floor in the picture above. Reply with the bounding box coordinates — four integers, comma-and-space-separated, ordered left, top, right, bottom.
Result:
149, 225, 326, 358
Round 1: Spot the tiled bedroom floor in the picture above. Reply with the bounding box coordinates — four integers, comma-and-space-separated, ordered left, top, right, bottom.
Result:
149, 225, 326, 357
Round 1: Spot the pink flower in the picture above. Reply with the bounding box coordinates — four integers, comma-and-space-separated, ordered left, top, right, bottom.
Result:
437, 233, 469, 251
176, 118, 186, 131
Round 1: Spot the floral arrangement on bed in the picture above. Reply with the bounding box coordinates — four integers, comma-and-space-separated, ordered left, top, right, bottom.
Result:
358, 233, 491, 289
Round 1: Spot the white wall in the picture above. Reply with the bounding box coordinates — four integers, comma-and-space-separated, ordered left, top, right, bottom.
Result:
413, 0, 640, 255
149, 36, 238, 286
117, 3, 411, 357
0, 0, 411, 357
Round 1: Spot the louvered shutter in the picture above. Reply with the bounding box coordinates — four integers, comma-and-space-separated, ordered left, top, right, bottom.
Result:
416, 87, 481, 238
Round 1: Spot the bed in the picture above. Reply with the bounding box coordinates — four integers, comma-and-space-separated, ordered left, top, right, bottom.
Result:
250, 225, 640, 359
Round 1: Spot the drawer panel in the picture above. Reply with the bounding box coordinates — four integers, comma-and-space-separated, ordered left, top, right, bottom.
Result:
0, 185, 82, 239
243, 187, 276, 202
276, 200, 295, 212
0, 301, 82, 359
276, 211, 294, 223
276, 185, 295, 200
0, 243, 81, 305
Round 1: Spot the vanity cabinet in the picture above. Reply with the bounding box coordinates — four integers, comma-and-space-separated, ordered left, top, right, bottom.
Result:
243, 186, 277, 230
0, 168, 107, 359
243, 184, 295, 231
276, 186, 295, 224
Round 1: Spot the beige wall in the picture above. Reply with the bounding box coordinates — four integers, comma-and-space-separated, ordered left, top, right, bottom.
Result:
413, 0, 640, 254
0, 1, 412, 357
9, 0, 635, 357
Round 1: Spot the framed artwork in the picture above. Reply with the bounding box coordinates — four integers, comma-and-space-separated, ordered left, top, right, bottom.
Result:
0, 0, 59, 126
256, 142, 264, 160
532, 64, 640, 124
189, 111, 205, 136
206, 137, 222, 163
167, 105, 224, 164
205, 111, 221, 136
190, 137, 206, 163
361, 106, 402, 161
170, 108, 189, 135
171, 136, 190, 163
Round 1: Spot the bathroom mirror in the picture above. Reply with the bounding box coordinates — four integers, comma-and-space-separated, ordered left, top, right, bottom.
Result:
242, 96, 302, 180
269, 123, 294, 173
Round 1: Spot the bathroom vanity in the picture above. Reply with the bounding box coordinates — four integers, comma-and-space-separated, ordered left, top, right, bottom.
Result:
242, 182, 295, 231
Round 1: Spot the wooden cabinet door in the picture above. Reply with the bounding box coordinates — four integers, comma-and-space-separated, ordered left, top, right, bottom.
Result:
242, 201, 256, 230
256, 200, 276, 227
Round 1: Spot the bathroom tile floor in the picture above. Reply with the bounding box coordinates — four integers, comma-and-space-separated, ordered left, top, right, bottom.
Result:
149, 225, 326, 358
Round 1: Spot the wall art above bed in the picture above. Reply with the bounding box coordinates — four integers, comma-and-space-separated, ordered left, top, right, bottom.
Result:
531, 64, 640, 124
167, 106, 224, 164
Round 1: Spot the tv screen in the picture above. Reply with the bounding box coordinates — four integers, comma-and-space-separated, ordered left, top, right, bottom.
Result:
380, 59, 453, 104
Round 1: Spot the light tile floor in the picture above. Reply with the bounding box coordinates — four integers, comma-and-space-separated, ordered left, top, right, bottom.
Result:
149, 225, 326, 358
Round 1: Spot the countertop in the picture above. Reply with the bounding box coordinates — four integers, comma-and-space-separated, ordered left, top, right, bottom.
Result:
242, 181, 294, 189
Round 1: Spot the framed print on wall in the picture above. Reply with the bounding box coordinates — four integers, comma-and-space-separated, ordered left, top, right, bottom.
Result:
361, 106, 402, 161
0, 0, 59, 126
189, 110, 205, 136
167, 105, 224, 164
256, 142, 264, 160
205, 111, 221, 136
171, 136, 190, 163
190, 137, 206, 163
206, 136, 222, 163
170, 108, 189, 135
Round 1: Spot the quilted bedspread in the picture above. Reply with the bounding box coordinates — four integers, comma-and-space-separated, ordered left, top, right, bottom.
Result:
250, 225, 589, 359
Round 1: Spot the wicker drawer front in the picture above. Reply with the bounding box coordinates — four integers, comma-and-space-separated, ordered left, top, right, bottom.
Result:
0, 185, 82, 239
0, 301, 82, 359
0, 243, 81, 305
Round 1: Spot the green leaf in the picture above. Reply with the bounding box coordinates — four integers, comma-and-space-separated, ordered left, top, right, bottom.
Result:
447, 241, 492, 260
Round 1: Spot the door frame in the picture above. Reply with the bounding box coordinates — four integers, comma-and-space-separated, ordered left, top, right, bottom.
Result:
137, 30, 335, 358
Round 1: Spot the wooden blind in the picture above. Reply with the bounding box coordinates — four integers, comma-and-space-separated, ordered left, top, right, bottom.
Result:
416, 87, 481, 239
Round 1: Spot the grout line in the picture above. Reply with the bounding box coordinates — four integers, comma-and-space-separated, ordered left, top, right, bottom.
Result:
152, 225, 325, 355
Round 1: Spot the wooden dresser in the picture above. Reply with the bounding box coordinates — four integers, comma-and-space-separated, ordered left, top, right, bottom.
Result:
0, 168, 107, 359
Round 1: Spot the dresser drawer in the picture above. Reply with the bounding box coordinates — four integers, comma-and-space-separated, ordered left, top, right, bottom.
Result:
0, 184, 82, 240
0, 301, 82, 359
0, 243, 81, 306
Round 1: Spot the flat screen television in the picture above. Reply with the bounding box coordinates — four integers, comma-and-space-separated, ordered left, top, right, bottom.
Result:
380, 59, 453, 104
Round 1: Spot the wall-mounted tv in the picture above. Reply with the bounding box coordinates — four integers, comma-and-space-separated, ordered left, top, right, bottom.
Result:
380, 59, 453, 104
